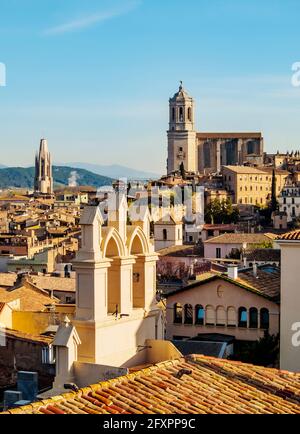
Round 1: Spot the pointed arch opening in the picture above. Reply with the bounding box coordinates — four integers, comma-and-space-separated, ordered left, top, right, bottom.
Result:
102, 230, 126, 314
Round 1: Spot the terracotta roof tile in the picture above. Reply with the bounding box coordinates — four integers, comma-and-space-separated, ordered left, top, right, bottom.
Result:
3, 355, 300, 414
277, 229, 300, 241
204, 233, 273, 245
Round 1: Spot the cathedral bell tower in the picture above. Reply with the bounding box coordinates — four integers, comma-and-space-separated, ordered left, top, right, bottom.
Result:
167, 82, 197, 174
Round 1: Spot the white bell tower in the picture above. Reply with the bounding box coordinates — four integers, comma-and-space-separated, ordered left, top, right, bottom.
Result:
167, 82, 197, 174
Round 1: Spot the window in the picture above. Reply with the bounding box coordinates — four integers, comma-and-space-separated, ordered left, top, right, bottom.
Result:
216, 306, 226, 326
174, 303, 183, 324
184, 304, 193, 324
238, 307, 247, 327
205, 305, 215, 325
216, 247, 221, 258
172, 107, 175, 121
195, 305, 204, 325
42, 346, 56, 364
179, 107, 184, 122
227, 307, 236, 327
163, 229, 167, 240
249, 307, 258, 328
260, 308, 269, 329
188, 107, 192, 121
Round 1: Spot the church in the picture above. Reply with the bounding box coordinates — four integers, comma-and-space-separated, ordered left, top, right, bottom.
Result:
34, 138, 53, 196
167, 83, 264, 174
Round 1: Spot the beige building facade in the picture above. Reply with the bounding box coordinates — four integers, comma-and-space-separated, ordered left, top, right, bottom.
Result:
222, 166, 289, 206
154, 216, 183, 251
165, 270, 280, 342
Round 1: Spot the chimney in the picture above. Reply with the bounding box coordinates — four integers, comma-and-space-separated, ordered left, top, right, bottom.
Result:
227, 264, 238, 280
17, 371, 38, 403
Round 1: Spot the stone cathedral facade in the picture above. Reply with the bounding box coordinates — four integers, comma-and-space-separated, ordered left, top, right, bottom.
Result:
167, 83, 264, 174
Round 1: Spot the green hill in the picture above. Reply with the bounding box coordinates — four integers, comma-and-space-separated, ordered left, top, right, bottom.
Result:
0, 166, 113, 189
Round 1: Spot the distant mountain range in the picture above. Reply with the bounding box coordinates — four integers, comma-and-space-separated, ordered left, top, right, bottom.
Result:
0, 166, 113, 190
62, 163, 160, 180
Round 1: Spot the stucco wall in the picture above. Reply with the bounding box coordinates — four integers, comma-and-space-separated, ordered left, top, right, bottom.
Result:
204, 243, 243, 259
166, 278, 279, 342
279, 242, 300, 372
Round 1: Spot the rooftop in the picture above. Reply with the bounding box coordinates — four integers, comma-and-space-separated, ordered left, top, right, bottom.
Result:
223, 166, 267, 174
244, 248, 281, 262
4, 355, 300, 414
165, 267, 280, 302
30, 275, 76, 293
236, 266, 280, 302
204, 233, 273, 245
277, 229, 300, 241
197, 132, 262, 139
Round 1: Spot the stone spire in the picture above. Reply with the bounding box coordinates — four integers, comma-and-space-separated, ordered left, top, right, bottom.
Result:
34, 138, 53, 195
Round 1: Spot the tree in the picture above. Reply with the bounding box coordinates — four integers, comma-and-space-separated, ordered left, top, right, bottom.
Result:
229, 331, 279, 367
271, 169, 278, 212
179, 162, 186, 180
204, 198, 239, 224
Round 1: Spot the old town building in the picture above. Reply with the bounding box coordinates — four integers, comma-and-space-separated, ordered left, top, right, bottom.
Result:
222, 165, 289, 206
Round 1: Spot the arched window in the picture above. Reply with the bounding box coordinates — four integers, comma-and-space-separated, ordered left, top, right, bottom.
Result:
184, 304, 193, 324
187, 107, 191, 121
195, 305, 204, 325
172, 107, 175, 121
174, 303, 183, 324
205, 305, 215, 325
179, 107, 184, 122
227, 307, 236, 327
216, 306, 226, 326
163, 229, 167, 240
238, 307, 247, 328
249, 307, 258, 328
260, 308, 269, 329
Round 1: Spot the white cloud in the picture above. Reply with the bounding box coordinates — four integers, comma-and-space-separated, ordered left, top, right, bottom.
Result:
43, 1, 141, 35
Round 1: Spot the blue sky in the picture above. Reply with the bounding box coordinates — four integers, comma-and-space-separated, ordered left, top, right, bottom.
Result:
0, 0, 300, 173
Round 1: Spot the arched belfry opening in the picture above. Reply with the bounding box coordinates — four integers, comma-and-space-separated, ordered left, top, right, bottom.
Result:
130, 233, 147, 309
103, 233, 124, 315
